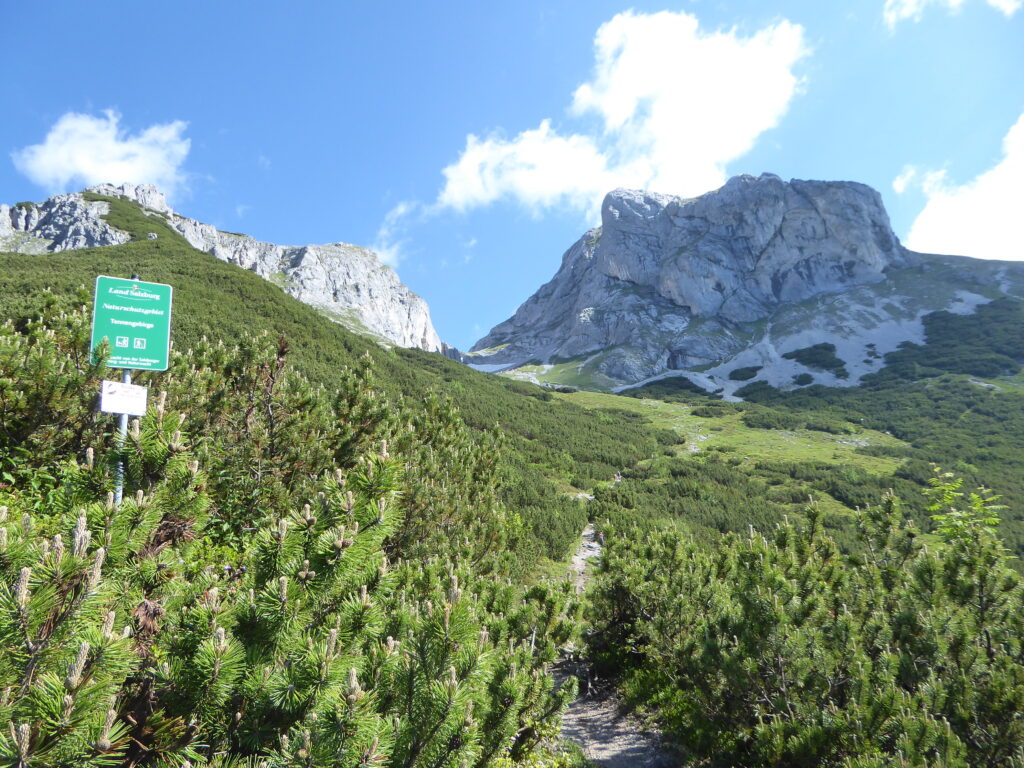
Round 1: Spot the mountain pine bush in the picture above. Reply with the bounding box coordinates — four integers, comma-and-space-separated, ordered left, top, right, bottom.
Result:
588, 486, 1024, 766
0, 305, 580, 767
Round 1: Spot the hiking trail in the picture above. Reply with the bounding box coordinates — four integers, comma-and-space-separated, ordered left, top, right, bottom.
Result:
554, 524, 675, 767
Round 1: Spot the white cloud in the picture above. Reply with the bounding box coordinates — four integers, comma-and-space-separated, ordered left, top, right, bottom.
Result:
437, 11, 808, 218
439, 120, 616, 216
883, 0, 1021, 28
891, 165, 918, 194
12, 110, 190, 197
372, 201, 416, 267
899, 112, 1024, 260
988, 0, 1024, 13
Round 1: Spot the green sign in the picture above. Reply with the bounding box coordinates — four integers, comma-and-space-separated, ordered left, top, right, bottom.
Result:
91, 276, 173, 371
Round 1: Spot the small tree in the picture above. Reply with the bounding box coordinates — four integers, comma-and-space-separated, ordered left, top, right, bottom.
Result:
926, 466, 1004, 545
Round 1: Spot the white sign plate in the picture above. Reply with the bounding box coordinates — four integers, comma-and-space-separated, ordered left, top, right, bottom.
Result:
99, 380, 149, 416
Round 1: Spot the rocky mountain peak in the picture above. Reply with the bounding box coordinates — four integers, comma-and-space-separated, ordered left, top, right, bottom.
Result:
467, 174, 1019, 393
591, 174, 906, 324
87, 182, 173, 215
1, 184, 447, 354
0, 193, 129, 253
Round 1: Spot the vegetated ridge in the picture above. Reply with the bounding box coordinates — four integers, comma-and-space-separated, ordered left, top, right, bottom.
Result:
1, 183, 450, 353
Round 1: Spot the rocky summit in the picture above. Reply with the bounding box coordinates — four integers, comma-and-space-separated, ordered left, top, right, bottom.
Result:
0, 193, 130, 253
467, 173, 1024, 395
1, 183, 446, 353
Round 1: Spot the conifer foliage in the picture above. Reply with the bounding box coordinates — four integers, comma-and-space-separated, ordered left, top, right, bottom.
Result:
589, 486, 1024, 766
0, 306, 579, 767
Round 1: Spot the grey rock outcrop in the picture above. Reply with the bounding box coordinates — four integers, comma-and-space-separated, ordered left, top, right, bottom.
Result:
197, 236, 445, 352
468, 174, 1023, 392
1, 184, 445, 353
1, 194, 130, 253
89, 183, 173, 215
157, 196, 444, 352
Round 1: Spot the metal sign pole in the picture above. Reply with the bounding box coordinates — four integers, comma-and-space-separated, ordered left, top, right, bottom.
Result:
114, 368, 131, 506
113, 274, 141, 507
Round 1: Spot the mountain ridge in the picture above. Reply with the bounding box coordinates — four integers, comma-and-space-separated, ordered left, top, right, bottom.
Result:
467, 173, 1024, 395
0, 183, 449, 353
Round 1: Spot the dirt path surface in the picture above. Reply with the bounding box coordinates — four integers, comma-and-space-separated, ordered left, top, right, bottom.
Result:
568, 523, 602, 594
555, 525, 676, 767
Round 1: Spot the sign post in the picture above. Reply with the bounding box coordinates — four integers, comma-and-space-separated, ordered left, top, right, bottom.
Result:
91, 275, 173, 505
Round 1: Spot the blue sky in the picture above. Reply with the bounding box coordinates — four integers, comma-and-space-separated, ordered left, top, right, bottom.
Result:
2, 1, 1022, 350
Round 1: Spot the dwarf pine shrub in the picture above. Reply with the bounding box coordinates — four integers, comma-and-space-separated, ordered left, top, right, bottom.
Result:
0, 307, 580, 767
588, 489, 1024, 766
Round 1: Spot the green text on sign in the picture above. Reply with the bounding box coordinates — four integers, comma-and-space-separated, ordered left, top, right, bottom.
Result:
91, 276, 173, 371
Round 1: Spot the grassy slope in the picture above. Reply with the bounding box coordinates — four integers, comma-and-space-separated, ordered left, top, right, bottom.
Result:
560, 390, 904, 474
0, 196, 673, 562
560, 389, 910, 526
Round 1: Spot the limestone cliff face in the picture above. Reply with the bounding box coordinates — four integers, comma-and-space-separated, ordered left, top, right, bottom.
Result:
1, 184, 445, 353
593, 176, 905, 319
0, 194, 129, 253
468, 174, 1022, 392
161, 205, 444, 352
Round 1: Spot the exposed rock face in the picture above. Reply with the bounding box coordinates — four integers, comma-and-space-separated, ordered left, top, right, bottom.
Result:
200, 237, 444, 352
89, 183, 173, 215
1, 194, 129, 253
468, 174, 1023, 392
160, 201, 444, 352
1, 184, 445, 353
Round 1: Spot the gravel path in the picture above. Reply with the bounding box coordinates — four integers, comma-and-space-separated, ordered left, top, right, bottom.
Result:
555, 525, 676, 768
568, 523, 602, 594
